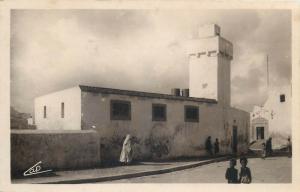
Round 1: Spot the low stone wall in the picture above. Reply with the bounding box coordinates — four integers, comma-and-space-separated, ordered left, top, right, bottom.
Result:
11, 130, 100, 178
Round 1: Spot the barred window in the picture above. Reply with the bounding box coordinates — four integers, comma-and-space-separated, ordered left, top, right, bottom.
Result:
110, 100, 131, 120
152, 104, 167, 121
185, 105, 199, 122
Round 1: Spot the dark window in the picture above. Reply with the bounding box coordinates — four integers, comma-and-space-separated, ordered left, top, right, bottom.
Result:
152, 104, 167, 121
185, 105, 199, 122
256, 127, 265, 140
43, 106, 46, 118
61, 102, 64, 118
280, 94, 285, 102
110, 100, 131, 120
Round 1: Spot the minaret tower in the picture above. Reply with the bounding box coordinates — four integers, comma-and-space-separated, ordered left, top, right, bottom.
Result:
188, 24, 233, 107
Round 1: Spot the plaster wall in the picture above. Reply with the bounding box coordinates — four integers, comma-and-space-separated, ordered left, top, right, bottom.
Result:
188, 36, 232, 107
227, 107, 250, 153
264, 86, 292, 137
189, 54, 218, 100
250, 85, 292, 140
11, 130, 100, 177
218, 54, 231, 107
81, 91, 248, 162
34, 86, 81, 130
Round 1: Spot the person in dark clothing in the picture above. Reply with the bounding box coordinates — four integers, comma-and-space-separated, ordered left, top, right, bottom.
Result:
205, 136, 213, 156
225, 159, 238, 183
266, 137, 273, 156
239, 157, 252, 184
214, 138, 220, 155
287, 137, 292, 158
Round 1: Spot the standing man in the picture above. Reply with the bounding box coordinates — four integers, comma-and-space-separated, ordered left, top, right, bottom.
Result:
269, 137, 273, 155
266, 137, 273, 156
205, 136, 213, 156
287, 137, 292, 158
214, 138, 220, 156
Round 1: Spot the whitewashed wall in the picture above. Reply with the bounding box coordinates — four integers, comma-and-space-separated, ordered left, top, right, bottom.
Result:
250, 85, 292, 141
264, 85, 291, 138
188, 36, 232, 107
81, 91, 249, 161
34, 86, 81, 130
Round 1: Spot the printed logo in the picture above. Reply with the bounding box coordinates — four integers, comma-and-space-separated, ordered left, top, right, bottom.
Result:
23, 161, 52, 176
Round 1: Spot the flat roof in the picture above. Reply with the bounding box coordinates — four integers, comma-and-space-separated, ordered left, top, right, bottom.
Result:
11, 129, 96, 134
79, 85, 217, 104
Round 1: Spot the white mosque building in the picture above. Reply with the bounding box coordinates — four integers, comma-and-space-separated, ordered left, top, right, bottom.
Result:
34, 24, 250, 162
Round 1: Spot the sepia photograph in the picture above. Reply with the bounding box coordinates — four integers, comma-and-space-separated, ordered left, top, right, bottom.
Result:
4, 4, 296, 187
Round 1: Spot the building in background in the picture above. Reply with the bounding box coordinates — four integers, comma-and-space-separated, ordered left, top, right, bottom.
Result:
10, 107, 36, 130
250, 84, 291, 149
34, 24, 250, 162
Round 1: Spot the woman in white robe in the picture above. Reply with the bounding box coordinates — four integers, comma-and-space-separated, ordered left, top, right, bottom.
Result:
120, 134, 133, 164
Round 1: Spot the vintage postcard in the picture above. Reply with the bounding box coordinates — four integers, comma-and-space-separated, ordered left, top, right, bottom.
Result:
0, 0, 299, 192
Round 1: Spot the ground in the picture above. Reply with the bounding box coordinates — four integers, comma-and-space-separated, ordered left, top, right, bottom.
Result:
105, 156, 291, 183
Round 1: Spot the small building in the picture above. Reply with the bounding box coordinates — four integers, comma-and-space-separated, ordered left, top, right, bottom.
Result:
250, 85, 291, 148
35, 24, 250, 162
10, 107, 36, 130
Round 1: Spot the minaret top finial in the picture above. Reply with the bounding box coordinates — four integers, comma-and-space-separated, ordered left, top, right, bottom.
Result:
198, 24, 221, 38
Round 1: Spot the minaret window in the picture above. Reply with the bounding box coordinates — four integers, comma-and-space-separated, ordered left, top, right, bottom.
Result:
43, 106, 46, 118
280, 94, 285, 102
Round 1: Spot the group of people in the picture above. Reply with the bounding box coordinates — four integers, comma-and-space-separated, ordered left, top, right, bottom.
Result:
261, 137, 292, 159
120, 135, 222, 165
205, 136, 220, 156
119, 135, 222, 165
119, 134, 293, 184
225, 157, 252, 184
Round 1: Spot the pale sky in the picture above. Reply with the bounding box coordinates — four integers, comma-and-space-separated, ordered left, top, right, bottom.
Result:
11, 9, 291, 114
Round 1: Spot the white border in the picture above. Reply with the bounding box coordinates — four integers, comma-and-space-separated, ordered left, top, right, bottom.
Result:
0, 1, 299, 191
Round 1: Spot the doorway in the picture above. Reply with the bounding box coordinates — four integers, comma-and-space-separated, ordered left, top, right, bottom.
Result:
232, 126, 238, 154
256, 127, 265, 140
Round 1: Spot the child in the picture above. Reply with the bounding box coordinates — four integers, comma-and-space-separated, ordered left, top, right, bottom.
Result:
239, 157, 252, 184
225, 158, 238, 183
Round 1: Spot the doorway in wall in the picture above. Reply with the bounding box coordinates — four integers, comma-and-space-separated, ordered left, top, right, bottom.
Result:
256, 127, 265, 140
232, 126, 238, 154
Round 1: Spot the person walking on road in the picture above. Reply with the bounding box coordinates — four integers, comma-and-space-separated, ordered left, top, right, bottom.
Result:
225, 158, 239, 183
120, 134, 133, 165
214, 138, 220, 156
261, 142, 267, 159
205, 136, 213, 156
239, 157, 252, 184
